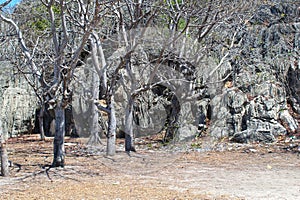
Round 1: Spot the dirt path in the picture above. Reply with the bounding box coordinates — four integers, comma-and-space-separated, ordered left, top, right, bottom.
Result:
96, 151, 300, 200
0, 135, 299, 200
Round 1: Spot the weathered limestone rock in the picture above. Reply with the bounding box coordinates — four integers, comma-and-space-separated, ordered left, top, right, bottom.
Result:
207, 2, 300, 143
0, 62, 11, 107
210, 82, 296, 143
230, 129, 276, 143
288, 66, 300, 112
72, 58, 100, 138
177, 124, 198, 142
0, 61, 38, 139
173, 101, 197, 141
106, 43, 199, 141
279, 109, 298, 133
1, 87, 37, 139
210, 88, 246, 139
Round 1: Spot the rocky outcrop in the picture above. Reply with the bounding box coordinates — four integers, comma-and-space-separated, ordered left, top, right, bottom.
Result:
207, 2, 300, 143
209, 81, 298, 143
106, 42, 204, 141
1, 87, 37, 139
71, 57, 100, 138
106, 2, 300, 143
0, 61, 38, 139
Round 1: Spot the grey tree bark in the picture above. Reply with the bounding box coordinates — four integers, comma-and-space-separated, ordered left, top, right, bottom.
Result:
52, 104, 65, 167
125, 98, 135, 152
90, 33, 108, 98
0, 143, 9, 177
107, 96, 116, 156
45, 0, 101, 166
0, 119, 9, 176
87, 36, 105, 146
39, 104, 45, 141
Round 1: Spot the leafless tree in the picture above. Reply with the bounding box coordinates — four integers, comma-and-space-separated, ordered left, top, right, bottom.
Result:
2, 0, 293, 164
112, 0, 251, 150
0, 0, 14, 177
0, 0, 102, 167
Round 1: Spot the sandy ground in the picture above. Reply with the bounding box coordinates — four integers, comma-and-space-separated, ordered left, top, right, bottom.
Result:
0, 135, 300, 200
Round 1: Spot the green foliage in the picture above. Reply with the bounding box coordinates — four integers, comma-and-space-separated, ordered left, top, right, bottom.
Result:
159, 0, 188, 31
51, 5, 61, 15
164, 0, 184, 5
27, 4, 61, 32
177, 18, 187, 30
280, 13, 286, 18
30, 18, 50, 31
191, 141, 202, 148
25, 5, 49, 32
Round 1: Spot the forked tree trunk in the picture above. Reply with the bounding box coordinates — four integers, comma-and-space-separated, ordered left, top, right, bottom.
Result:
125, 98, 135, 152
106, 96, 116, 156
52, 104, 65, 167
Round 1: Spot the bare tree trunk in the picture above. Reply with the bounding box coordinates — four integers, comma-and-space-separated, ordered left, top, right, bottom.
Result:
90, 34, 107, 99
106, 96, 116, 156
0, 143, 9, 177
52, 103, 65, 167
88, 36, 105, 146
39, 104, 45, 141
96, 38, 108, 99
0, 119, 9, 177
125, 98, 135, 152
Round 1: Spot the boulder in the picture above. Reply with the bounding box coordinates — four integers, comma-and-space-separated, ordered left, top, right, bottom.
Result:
209, 88, 246, 138
176, 124, 198, 142
230, 129, 276, 143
